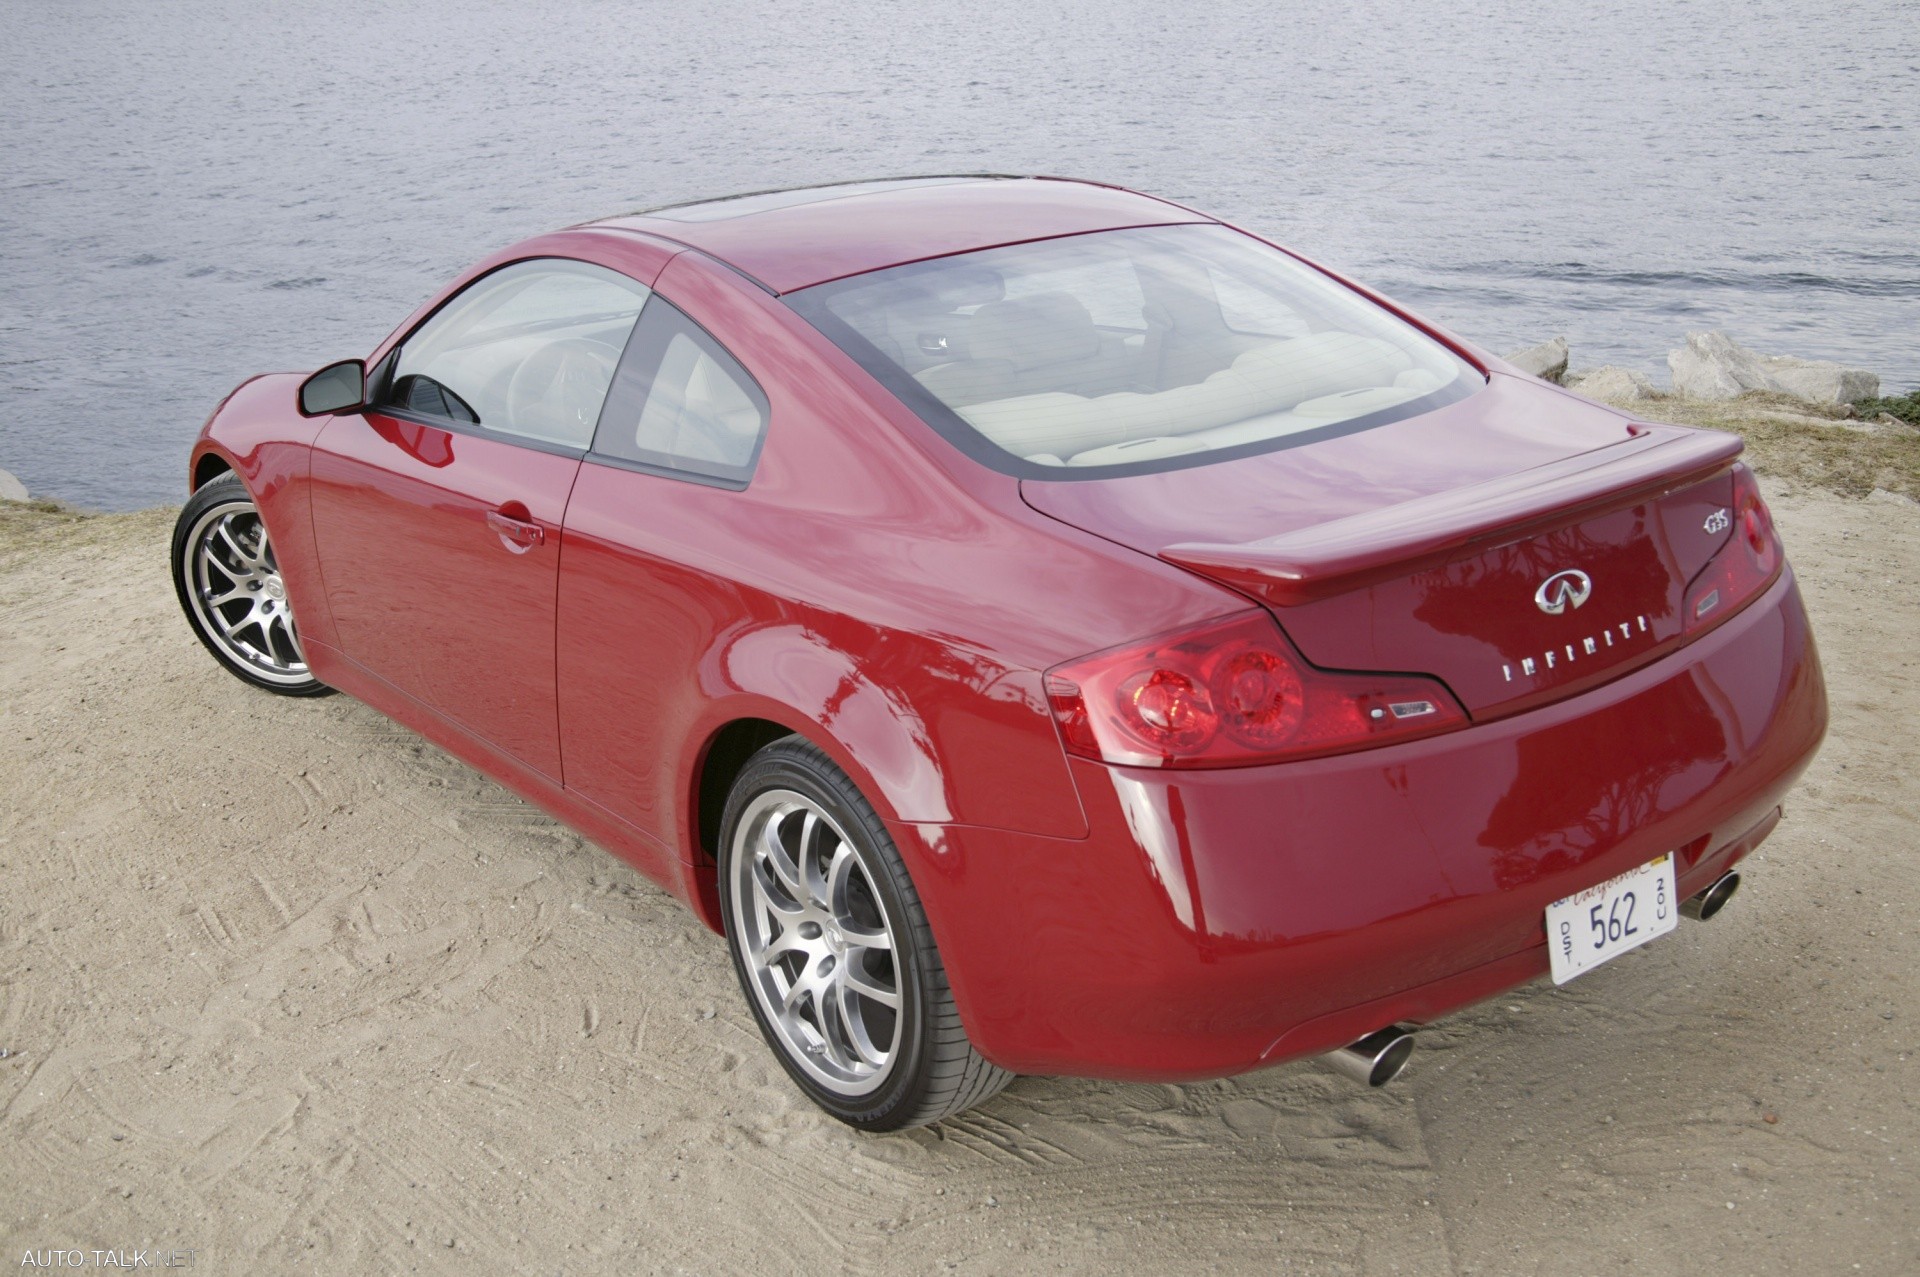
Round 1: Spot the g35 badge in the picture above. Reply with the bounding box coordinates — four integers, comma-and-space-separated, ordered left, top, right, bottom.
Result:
1704, 507, 1731, 535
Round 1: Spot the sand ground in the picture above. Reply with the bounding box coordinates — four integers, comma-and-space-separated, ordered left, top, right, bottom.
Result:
2, 455, 1916, 1273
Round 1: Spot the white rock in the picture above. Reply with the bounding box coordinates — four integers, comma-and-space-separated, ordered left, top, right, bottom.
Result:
1567, 365, 1658, 402
1667, 330, 1879, 405
1668, 331, 1771, 399
0, 467, 28, 502
1503, 336, 1569, 384
1756, 355, 1880, 407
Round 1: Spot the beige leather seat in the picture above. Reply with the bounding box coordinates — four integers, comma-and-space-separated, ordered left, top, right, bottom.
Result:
915, 291, 1133, 408
631, 332, 764, 469
954, 331, 1416, 463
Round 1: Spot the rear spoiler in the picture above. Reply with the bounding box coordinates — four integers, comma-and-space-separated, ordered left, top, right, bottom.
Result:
1159, 427, 1744, 606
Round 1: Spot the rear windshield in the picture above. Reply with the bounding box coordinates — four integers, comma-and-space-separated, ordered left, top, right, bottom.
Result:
787, 224, 1482, 480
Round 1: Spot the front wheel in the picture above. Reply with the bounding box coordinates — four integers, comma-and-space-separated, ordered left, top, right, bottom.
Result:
171, 473, 331, 697
719, 737, 1012, 1130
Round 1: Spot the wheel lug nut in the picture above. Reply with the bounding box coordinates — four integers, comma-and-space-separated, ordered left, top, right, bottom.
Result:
818, 955, 835, 975
798, 922, 822, 940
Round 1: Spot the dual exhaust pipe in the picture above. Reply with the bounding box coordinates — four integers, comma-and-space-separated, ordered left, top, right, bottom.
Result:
1320, 870, 1745, 1088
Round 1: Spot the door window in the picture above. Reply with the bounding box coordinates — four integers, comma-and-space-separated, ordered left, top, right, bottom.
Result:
380, 259, 650, 449
590, 299, 769, 485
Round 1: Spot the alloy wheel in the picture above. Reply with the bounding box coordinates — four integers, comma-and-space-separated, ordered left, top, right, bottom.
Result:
728, 789, 905, 1097
182, 499, 311, 686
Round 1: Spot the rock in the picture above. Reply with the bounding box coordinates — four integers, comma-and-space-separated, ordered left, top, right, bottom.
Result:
1668, 331, 1771, 399
1667, 330, 1879, 405
1758, 355, 1880, 407
0, 467, 28, 502
1503, 336, 1569, 384
1566, 365, 1658, 403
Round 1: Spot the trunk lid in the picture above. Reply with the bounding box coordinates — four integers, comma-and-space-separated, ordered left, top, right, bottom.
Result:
1021, 375, 1743, 718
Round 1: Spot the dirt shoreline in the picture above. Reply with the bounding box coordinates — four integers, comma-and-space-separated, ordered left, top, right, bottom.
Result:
3, 410, 1917, 1273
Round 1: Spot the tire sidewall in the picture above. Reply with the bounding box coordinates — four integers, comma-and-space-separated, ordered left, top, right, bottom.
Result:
718, 741, 933, 1130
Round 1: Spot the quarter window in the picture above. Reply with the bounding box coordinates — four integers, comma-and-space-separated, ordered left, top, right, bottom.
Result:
590, 299, 769, 485
380, 259, 650, 449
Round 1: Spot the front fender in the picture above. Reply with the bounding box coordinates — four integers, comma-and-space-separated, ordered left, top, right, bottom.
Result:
191, 372, 338, 653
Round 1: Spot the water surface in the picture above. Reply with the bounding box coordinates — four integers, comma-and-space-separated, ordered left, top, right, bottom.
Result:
3, 0, 1914, 509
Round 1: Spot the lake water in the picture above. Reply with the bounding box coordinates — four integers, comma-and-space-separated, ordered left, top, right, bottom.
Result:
3, 0, 1915, 510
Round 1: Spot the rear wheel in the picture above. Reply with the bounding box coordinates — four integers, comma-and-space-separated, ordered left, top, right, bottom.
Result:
171, 473, 330, 697
719, 737, 1012, 1130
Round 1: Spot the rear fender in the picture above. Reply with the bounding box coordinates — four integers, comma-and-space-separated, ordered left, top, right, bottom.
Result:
675, 617, 1086, 933
680, 620, 978, 842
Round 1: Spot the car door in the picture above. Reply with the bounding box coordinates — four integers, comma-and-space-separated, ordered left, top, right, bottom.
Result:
555, 278, 772, 840
309, 258, 651, 780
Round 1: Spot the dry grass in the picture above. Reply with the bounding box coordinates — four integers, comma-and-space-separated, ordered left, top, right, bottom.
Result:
0, 498, 170, 565
0, 497, 92, 552
1619, 392, 1920, 501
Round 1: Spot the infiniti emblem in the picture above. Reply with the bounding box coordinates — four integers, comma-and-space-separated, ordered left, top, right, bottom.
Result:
1534, 569, 1593, 615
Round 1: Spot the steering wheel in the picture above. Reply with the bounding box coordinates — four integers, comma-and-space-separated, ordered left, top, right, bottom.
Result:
504, 338, 618, 445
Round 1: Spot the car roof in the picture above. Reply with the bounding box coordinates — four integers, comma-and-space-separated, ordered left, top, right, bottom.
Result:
591, 176, 1213, 294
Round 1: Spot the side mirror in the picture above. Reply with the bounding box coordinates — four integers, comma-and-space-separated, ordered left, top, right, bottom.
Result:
298, 358, 367, 417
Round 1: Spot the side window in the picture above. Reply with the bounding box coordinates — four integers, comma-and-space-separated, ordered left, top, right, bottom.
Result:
380, 259, 650, 449
590, 299, 769, 485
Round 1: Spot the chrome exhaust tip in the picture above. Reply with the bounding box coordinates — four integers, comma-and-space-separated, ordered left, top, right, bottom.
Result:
1680, 870, 1741, 921
1322, 1026, 1415, 1087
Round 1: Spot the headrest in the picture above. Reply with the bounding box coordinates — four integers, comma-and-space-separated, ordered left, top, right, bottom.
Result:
967, 292, 1101, 372
925, 264, 1005, 308
886, 261, 1006, 310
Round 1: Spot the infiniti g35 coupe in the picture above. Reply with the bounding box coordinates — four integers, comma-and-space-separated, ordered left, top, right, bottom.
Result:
172, 176, 1827, 1129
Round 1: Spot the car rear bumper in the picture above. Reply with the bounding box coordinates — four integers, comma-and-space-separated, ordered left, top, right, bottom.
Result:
891, 568, 1827, 1080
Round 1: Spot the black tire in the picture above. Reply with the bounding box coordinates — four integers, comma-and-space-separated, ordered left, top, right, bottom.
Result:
171, 473, 332, 697
718, 736, 1013, 1130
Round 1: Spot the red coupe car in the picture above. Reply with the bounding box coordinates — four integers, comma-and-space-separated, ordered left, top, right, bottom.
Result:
172, 176, 1827, 1130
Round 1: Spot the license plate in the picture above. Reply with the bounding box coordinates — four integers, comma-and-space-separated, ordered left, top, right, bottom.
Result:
1545, 854, 1678, 985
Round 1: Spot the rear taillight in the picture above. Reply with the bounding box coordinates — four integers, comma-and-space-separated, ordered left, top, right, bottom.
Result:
1684, 464, 1782, 634
1044, 610, 1467, 769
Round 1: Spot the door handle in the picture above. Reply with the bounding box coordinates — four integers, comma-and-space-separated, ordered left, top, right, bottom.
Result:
486, 509, 546, 553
